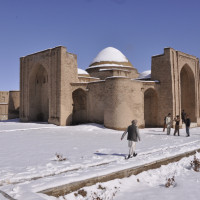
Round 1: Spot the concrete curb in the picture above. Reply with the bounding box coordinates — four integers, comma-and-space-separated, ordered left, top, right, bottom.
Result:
40, 148, 200, 198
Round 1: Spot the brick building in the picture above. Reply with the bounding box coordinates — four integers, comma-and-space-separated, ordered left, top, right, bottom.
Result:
17, 46, 200, 129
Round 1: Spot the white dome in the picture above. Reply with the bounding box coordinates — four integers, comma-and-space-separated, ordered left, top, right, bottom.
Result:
78, 68, 88, 75
91, 47, 129, 64
138, 70, 151, 79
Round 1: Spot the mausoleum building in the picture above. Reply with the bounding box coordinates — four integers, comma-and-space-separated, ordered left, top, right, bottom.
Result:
17, 46, 200, 129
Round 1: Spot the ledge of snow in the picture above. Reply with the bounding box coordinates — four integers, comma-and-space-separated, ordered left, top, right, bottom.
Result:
99, 68, 130, 72
88, 64, 133, 69
78, 68, 88, 75
105, 76, 129, 80
137, 70, 151, 79
133, 79, 160, 83
88, 80, 105, 84
78, 76, 100, 80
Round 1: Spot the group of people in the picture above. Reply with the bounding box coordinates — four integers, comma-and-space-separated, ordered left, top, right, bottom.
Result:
121, 110, 191, 159
163, 109, 191, 137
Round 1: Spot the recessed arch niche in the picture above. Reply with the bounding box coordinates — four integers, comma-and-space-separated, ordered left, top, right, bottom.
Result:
144, 88, 158, 127
180, 64, 195, 122
72, 88, 87, 124
29, 64, 49, 122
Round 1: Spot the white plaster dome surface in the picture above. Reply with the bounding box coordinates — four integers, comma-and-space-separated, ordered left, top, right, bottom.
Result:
91, 47, 129, 64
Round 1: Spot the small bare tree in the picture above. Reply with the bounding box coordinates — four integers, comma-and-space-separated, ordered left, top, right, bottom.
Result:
165, 176, 176, 188
191, 155, 200, 172
55, 153, 66, 161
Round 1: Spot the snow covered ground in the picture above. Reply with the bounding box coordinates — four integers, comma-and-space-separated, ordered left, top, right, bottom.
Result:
0, 120, 200, 200
63, 154, 200, 200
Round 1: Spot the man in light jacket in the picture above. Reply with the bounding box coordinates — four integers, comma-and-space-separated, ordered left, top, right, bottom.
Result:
121, 120, 141, 159
166, 113, 172, 135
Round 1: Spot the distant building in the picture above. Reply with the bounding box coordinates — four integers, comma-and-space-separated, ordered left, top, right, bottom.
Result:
0, 91, 20, 120
17, 46, 200, 129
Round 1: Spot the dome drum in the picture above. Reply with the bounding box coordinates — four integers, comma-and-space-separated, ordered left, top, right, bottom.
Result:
86, 47, 139, 79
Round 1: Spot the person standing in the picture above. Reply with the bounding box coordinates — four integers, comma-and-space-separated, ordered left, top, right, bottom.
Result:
174, 115, 180, 136
166, 113, 172, 135
185, 115, 191, 137
121, 120, 141, 159
181, 109, 186, 124
163, 115, 167, 132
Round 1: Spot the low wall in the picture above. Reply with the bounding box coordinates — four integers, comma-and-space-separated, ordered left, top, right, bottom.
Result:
40, 148, 200, 198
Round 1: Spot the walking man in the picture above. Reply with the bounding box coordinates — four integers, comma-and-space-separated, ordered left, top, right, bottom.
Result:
174, 115, 180, 136
166, 113, 172, 135
121, 120, 141, 159
185, 115, 191, 137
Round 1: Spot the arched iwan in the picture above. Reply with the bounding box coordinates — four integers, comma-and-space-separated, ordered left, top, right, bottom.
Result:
72, 89, 87, 125
29, 64, 49, 122
180, 65, 195, 122
144, 88, 158, 127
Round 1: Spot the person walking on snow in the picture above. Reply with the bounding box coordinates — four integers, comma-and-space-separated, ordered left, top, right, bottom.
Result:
185, 115, 191, 137
174, 115, 180, 136
166, 113, 172, 135
121, 120, 141, 159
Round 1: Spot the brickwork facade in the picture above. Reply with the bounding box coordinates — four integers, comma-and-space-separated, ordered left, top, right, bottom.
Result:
0, 91, 19, 120
17, 46, 200, 129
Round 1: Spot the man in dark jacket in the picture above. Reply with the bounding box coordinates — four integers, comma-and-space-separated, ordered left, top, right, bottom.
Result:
121, 120, 141, 159
185, 115, 191, 137
181, 109, 186, 124
174, 115, 180, 136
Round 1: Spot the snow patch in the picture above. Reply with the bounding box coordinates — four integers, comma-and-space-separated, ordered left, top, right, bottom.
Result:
137, 70, 151, 79
78, 68, 88, 75
1, 121, 200, 199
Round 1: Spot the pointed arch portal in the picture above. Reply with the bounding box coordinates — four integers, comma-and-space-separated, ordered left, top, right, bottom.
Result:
144, 88, 158, 127
29, 65, 49, 122
72, 89, 87, 125
180, 65, 195, 122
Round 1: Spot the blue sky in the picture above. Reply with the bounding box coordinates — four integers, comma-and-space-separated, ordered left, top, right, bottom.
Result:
1, 0, 200, 91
